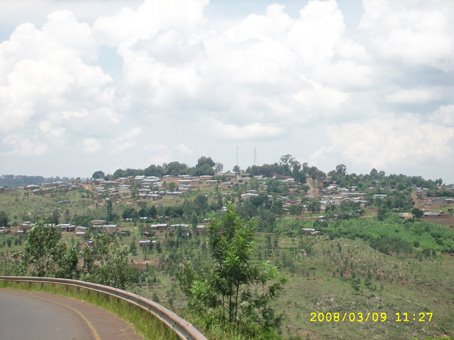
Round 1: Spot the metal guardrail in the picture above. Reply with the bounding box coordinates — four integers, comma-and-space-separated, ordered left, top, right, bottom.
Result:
0, 276, 207, 340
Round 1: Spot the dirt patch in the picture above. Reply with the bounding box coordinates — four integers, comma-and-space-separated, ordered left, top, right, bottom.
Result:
306, 178, 321, 198
423, 215, 454, 228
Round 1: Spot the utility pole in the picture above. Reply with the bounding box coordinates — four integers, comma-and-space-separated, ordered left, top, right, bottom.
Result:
253, 147, 257, 166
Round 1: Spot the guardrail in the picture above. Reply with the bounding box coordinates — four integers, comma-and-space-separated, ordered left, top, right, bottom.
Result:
0, 276, 207, 340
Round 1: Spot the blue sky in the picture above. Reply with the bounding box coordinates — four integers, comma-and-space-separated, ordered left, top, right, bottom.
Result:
0, 0, 453, 182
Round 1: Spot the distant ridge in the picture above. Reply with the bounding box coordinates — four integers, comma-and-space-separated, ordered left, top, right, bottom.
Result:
0, 175, 74, 188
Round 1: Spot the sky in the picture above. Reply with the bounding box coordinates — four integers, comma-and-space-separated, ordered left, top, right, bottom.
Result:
0, 0, 453, 183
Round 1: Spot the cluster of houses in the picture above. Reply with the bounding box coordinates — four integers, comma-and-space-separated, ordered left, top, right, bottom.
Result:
92, 174, 227, 201
22, 182, 81, 193
10, 220, 118, 236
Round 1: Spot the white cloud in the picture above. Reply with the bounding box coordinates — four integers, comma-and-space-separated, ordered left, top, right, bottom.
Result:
174, 143, 193, 155
312, 113, 454, 170
359, 0, 454, 70
0, 10, 114, 137
2, 135, 47, 156
293, 83, 350, 116
385, 87, 442, 104
81, 138, 101, 154
142, 143, 172, 164
430, 105, 454, 126
288, 0, 345, 66
110, 127, 142, 154
93, 0, 208, 46
208, 119, 283, 141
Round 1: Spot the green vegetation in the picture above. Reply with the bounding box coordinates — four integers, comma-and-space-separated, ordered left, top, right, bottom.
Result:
1, 156, 454, 339
322, 217, 454, 255
178, 206, 286, 338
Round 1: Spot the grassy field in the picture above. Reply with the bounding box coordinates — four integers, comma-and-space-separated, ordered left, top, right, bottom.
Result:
123, 231, 454, 339
272, 236, 454, 339
0, 188, 103, 224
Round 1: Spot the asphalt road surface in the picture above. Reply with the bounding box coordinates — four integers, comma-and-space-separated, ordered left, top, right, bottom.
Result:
0, 288, 143, 340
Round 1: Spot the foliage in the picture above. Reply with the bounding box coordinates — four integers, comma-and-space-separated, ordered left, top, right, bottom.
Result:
325, 201, 363, 220
83, 243, 140, 290
178, 206, 286, 337
322, 217, 454, 255
411, 207, 424, 219
24, 221, 66, 276
91, 171, 105, 180
106, 199, 113, 222
0, 210, 8, 226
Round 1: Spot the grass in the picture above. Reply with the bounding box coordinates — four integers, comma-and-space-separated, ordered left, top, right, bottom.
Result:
272, 236, 454, 339
0, 280, 177, 340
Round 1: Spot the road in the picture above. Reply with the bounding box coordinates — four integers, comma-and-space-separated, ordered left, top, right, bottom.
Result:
0, 288, 143, 340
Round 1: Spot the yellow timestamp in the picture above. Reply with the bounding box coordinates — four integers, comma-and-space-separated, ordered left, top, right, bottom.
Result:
309, 312, 433, 323
395, 312, 433, 323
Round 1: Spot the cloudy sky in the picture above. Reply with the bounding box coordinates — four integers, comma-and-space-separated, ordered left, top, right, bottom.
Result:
0, 0, 453, 182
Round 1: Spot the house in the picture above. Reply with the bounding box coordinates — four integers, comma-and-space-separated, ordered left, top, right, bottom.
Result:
150, 223, 168, 231
139, 240, 151, 247
91, 220, 107, 227
241, 193, 259, 199
58, 224, 75, 232
424, 211, 442, 217
20, 221, 33, 233
75, 226, 87, 236
93, 224, 118, 233
302, 228, 320, 235
171, 224, 189, 229
195, 224, 207, 234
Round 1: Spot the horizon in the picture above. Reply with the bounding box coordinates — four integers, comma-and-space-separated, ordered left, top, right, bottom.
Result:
1, 155, 451, 185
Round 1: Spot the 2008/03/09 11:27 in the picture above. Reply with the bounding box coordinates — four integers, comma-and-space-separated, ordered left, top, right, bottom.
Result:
309, 311, 433, 323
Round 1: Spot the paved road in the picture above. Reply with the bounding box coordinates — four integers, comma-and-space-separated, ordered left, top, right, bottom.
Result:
0, 288, 143, 340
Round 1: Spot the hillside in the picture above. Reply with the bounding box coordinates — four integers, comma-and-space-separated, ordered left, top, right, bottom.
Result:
1, 161, 453, 339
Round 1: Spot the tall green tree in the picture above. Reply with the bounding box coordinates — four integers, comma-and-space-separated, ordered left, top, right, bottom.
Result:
106, 198, 113, 222
178, 206, 286, 337
91, 170, 105, 180
24, 221, 65, 276
0, 211, 9, 227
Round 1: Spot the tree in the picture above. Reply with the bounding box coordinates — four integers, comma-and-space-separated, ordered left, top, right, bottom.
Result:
122, 207, 137, 220
50, 209, 60, 225
377, 206, 389, 221
164, 161, 189, 176
0, 211, 9, 227
197, 156, 215, 168
335, 164, 347, 176
106, 198, 113, 222
193, 164, 215, 176
233, 165, 241, 174
91, 171, 105, 180
370, 168, 378, 178
24, 221, 65, 276
307, 199, 321, 213
214, 162, 224, 174
167, 182, 177, 192
411, 208, 424, 219
178, 206, 286, 337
